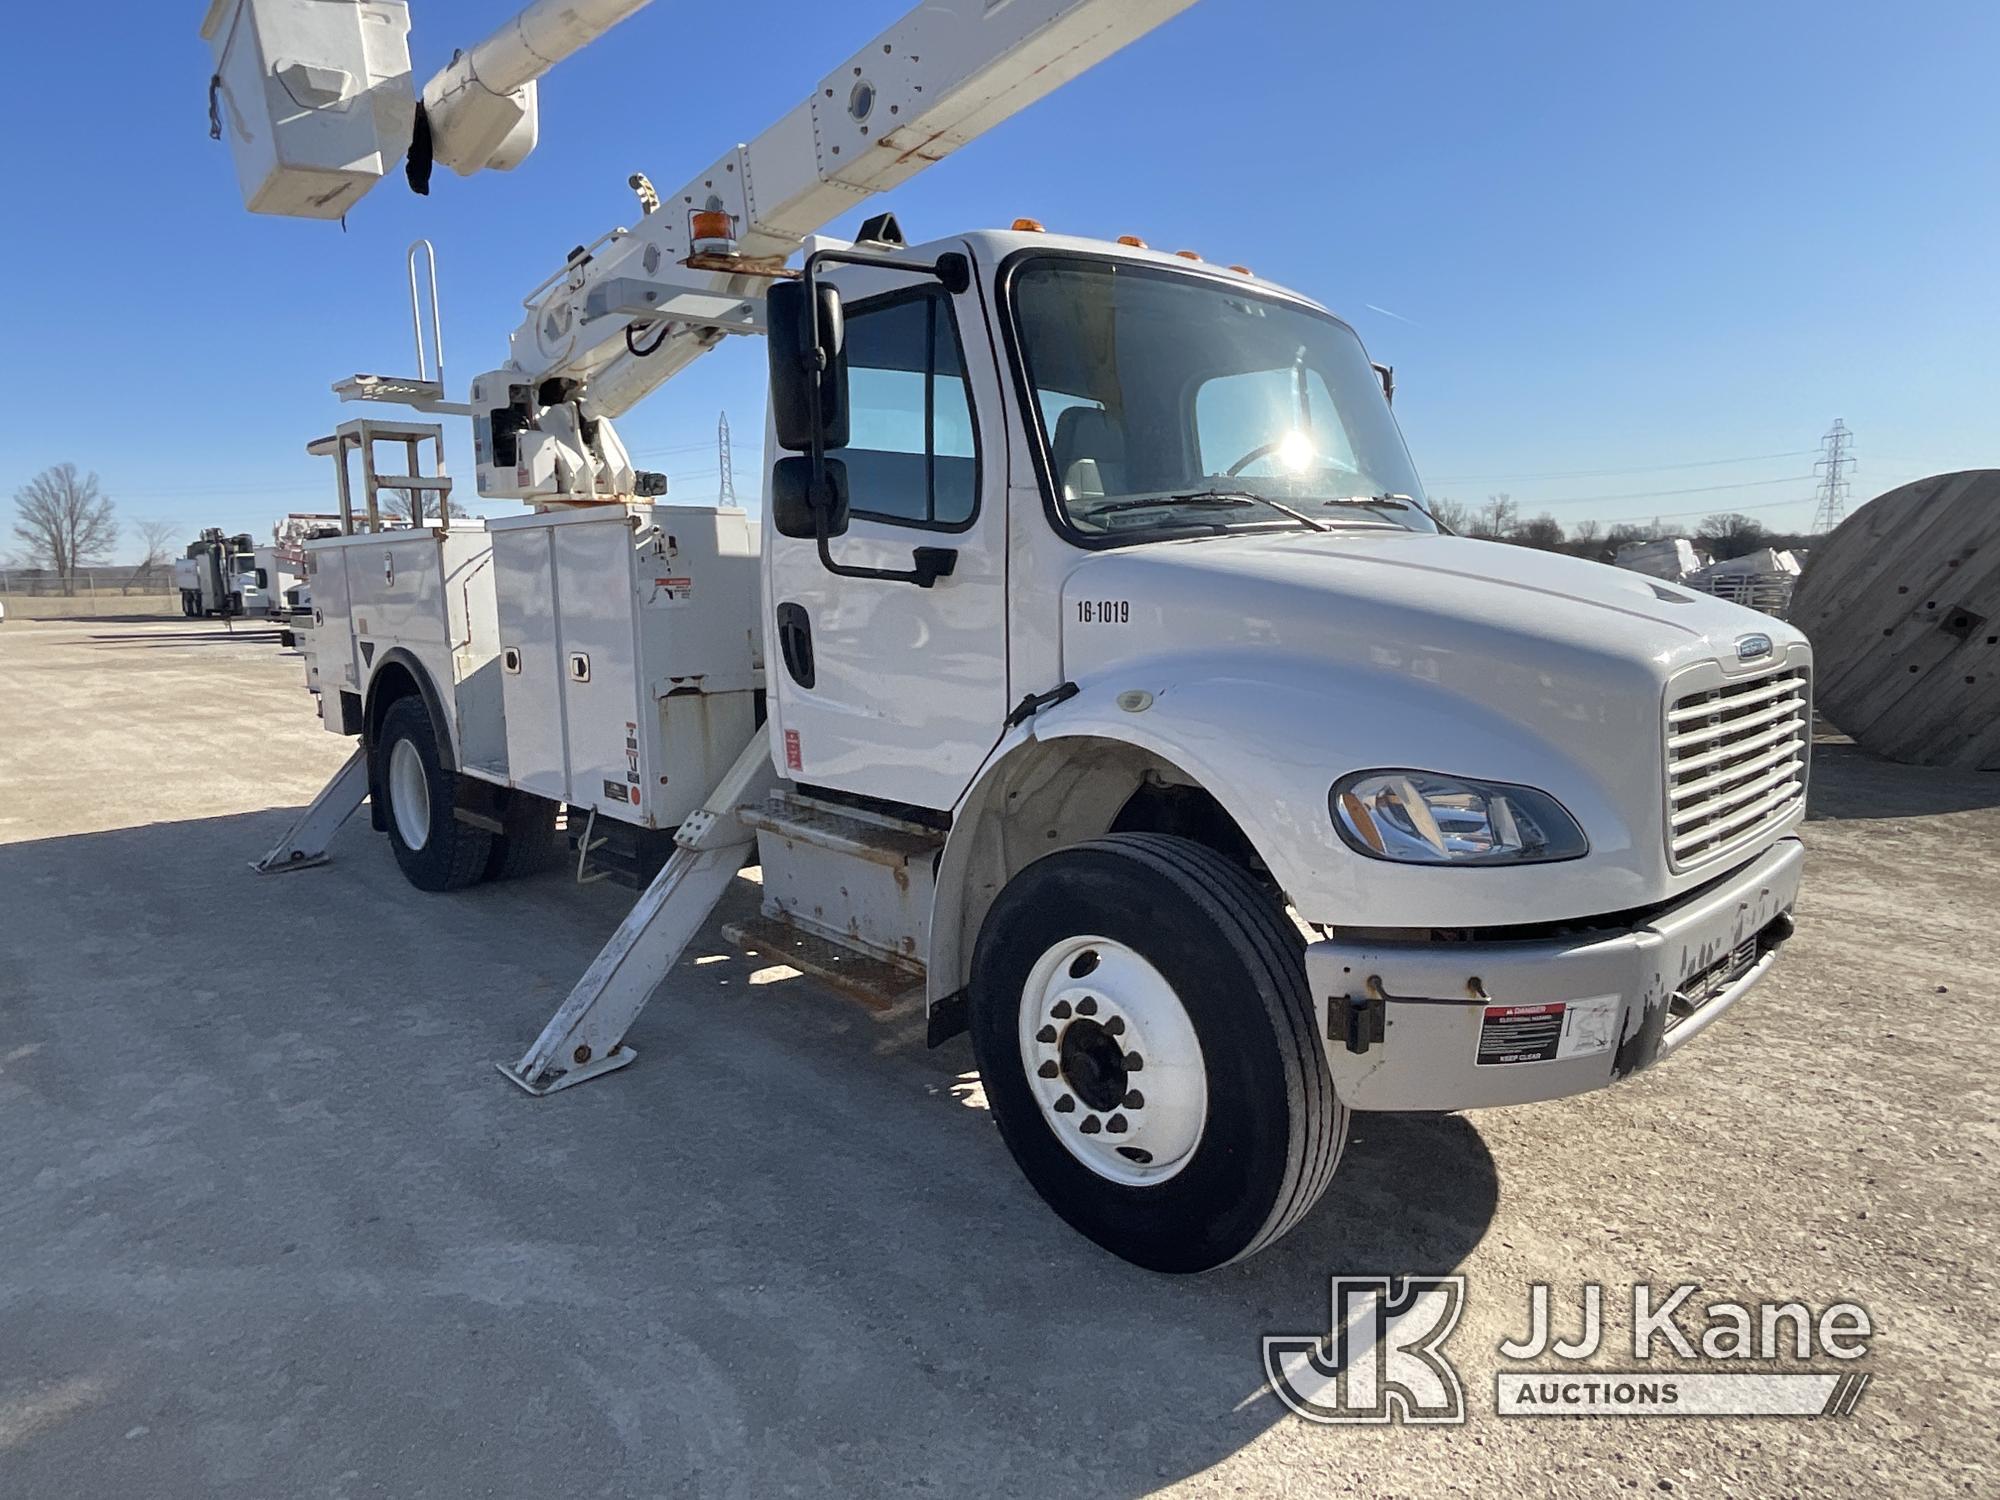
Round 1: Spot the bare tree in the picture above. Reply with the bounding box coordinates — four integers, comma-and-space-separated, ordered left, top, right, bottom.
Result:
1695, 512, 1769, 561
1511, 513, 1567, 551
1426, 497, 1473, 534
1607, 520, 1658, 549
1474, 493, 1518, 539
380, 488, 465, 523
12, 464, 118, 595
129, 518, 180, 593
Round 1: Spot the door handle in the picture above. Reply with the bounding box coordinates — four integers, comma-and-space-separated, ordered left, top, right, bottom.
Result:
776, 602, 815, 689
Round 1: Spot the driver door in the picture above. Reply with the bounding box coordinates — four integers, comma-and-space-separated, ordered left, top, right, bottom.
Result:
763, 250, 1009, 811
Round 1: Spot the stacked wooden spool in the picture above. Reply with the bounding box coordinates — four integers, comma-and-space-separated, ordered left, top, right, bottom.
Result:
1790, 470, 2000, 769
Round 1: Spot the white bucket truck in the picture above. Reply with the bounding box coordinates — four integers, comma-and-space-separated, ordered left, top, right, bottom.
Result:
221, 0, 1810, 1271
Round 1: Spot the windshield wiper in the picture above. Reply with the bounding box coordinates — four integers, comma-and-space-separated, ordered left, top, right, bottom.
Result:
1080, 490, 1326, 531
1315, 493, 1414, 511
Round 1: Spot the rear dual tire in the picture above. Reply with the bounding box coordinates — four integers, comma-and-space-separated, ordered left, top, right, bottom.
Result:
970, 833, 1346, 1274
376, 695, 491, 892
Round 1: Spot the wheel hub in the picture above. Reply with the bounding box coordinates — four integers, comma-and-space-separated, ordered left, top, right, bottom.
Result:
388, 738, 431, 852
1057, 1018, 1129, 1112
1018, 935, 1208, 1186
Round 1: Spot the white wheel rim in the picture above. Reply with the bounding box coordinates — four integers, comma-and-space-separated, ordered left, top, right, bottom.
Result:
1018, 934, 1208, 1186
388, 738, 431, 851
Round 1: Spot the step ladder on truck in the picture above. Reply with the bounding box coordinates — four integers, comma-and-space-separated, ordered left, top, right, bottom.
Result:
212, 0, 1812, 1273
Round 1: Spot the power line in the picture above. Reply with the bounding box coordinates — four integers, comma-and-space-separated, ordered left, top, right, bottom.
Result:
1811, 418, 1855, 532
1524, 473, 1812, 509
1426, 449, 1817, 484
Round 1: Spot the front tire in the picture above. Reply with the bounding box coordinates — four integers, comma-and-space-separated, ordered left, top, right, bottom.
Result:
969, 833, 1346, 1273
376, 695, 492, 892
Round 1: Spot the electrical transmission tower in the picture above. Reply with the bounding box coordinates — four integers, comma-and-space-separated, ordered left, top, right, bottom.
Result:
717, 411, 736, 507
1812, 418, 1854, 533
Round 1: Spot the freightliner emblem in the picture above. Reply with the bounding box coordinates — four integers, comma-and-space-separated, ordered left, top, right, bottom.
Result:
1736, 633, 1773, 661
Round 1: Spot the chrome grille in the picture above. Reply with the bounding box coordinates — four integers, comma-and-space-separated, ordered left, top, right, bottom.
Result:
1665, 665, 1809, 869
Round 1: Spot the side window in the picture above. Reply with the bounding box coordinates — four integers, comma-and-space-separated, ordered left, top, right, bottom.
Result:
838, 291, 978, 527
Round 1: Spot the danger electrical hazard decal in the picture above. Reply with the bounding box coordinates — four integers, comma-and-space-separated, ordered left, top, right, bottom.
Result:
1475, 997, 1620, 1066
651, 576, 694, 606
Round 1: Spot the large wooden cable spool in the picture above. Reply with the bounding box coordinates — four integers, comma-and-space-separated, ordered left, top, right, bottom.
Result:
1790, 470, 2000, 770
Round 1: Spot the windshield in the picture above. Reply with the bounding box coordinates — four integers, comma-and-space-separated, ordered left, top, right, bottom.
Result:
1009, 256, 1433, 541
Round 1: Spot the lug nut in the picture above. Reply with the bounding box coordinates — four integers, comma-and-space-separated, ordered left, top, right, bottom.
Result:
1123, 1089, 1144, 1109
1106, 1114, 1128, 1133
1076, 996, 1098, 1016
1104, 1016, 1125, 1035
1051, 1000, 1072, 1020
1124, 1052, 1143, 1072
1079, 1115, 1102, 1134
1037, 1060, 1059, 1079
1053, 1094, 1075, 1113
1036, 1024, 1058, 1044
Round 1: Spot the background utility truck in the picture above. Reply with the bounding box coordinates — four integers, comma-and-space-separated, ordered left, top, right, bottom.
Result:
217, 0, 1810, 1272
172, 528, 258, 617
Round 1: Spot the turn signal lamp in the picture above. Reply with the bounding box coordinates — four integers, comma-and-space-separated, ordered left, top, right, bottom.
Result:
1012, 217, 1046, 232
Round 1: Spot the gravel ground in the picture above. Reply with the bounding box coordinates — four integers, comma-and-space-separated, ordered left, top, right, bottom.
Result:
0, 615, 1992, 1497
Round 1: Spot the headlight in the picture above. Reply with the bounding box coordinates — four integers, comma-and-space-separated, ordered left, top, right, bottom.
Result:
1330, 770, 1587, 865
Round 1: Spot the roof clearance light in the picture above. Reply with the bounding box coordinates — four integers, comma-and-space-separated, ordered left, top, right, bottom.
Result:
1229, 264, 1254, 276
1174, 249, 1202, 261
689, 208, 735, 253
1117, 234, 1148, 248
1012, 217, 1046, 232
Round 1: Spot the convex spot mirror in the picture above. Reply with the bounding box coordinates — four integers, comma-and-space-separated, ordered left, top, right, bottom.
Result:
771, 456, 850, 539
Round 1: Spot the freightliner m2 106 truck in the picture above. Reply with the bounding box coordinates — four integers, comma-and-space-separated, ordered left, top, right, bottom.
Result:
216, 0, 1809, 1272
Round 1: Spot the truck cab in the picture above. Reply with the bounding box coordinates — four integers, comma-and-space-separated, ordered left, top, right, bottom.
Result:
757, 227, 1807, 1268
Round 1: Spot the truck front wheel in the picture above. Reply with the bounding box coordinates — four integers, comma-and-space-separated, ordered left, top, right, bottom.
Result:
969, 833, 1346, 1273
376, 695, 492, 892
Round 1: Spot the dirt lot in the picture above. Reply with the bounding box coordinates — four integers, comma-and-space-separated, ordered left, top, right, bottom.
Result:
0, 616, 1993, 1497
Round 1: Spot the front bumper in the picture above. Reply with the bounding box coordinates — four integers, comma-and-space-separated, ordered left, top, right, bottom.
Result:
1305, 837, 1803, 1111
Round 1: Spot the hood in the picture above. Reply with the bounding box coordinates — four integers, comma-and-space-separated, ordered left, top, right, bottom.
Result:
1053, 528, 1811, 922
1062, 529, 1798, 690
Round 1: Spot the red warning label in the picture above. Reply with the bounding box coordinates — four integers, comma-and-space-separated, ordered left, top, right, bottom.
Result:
783, 728, 802, 771
1476, 1002, 1566, 1066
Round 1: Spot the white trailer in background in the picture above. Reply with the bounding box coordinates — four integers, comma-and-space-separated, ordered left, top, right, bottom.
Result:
218, 0, 1812, 1272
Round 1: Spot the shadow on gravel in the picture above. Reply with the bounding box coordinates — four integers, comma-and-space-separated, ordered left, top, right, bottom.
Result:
87, 629, 286, 647
1805, 739, 2000, 820
0, 806, 1499, 1497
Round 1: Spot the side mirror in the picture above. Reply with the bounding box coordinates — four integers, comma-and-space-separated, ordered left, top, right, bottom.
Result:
770, 455, 849, 539
767, 280, 849, 452
1372, 362, 1396, 406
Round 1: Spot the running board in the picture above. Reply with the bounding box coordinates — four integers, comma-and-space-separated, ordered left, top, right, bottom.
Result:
722, 912, 926, 1015
499, 731, 777, 1096
250, 746, 368, 873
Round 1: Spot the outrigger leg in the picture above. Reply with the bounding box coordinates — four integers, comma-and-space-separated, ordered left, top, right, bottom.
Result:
498, 731, 776, 1096
250, 746, 369, 874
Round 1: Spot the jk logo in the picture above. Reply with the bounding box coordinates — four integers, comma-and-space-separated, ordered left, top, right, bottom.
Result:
1263, 1275, 1468, 1425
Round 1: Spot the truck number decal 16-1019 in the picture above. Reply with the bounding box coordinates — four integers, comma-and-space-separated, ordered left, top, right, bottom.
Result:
1076, 599, 1130, 624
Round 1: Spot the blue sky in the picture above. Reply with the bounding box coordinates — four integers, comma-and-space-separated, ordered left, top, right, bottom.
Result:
4, 0, 1996, 559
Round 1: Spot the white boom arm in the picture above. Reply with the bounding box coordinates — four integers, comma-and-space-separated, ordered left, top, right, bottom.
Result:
470, 0, 1195, 499
420, 0, 652, 179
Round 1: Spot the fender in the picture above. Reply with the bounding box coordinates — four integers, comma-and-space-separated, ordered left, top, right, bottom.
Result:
927, 651, 1647, 1023
362, 646, 460, 833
